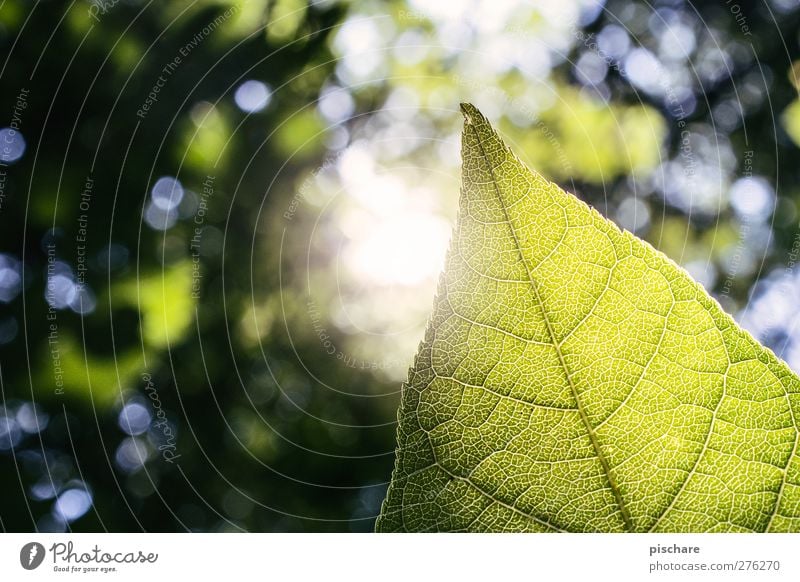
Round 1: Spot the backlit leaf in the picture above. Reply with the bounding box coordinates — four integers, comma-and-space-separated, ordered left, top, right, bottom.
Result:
376, 103, 800, 533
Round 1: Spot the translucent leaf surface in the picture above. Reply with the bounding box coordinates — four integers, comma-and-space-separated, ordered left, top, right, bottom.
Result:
376, 104, 800, 533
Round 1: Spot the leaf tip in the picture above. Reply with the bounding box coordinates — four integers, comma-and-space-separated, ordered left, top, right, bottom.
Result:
459, 102, 478, 124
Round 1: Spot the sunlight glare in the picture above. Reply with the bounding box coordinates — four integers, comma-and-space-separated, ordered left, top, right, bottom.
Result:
345, 212, 451, 287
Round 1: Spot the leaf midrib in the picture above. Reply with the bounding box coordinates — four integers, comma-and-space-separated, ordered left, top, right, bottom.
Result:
463, 112, 634, 532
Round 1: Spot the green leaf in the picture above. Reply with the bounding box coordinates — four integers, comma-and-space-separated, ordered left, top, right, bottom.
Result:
376, 103, 800, 533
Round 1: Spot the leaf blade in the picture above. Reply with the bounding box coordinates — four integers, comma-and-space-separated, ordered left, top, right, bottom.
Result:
376, 103, 800, 533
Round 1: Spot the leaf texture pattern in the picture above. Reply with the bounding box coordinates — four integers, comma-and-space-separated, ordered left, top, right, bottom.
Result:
376, 103, 800, 533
